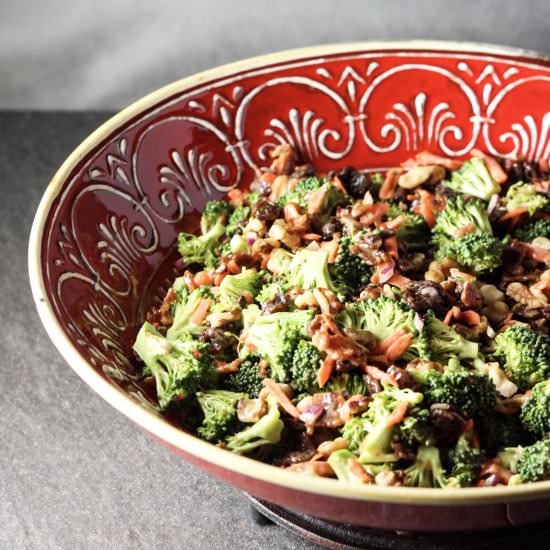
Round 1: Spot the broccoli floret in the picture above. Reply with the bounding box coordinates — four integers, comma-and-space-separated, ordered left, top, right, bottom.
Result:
493, 325, 550, 390
324, 373, 371, 397
277, 176, 324, 208
386, 203, 430, 251
396, 407, 435, 450
166, 282, 213, 340
475, 410, 531, 456
497, 446, 524, 474
177, 220, 226, 270
445, 158, 499, 201
290, 340, 323, 394
223, 356, 266, 398
514, 219, 550, 242
423, 311, 479, 362
133, 322, 216, 409
357, 385, 424, 463
432, 197, 492, 248
404, 446, 449, 488
329, 235, 373, 299
225, 394, 284, 455
196, 390, 246, 442
241, 308, 314, 383
286, 248, 338, 293
341, 415, 370, 452
256, 277, 292, 305
327, 450, 371, 484
446, 433, 484, 487
225, 205, 251, 238
217, 268, 262, 311
411, 364, 496, 418
503, 182, 549, 216
436, 232, 504, 273
516, 439, 550, 482
520, 379, 550, 437
341, 296, 428, 360
200, 200, 233, 234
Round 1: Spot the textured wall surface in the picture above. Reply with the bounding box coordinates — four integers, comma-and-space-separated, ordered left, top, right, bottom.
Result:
1, 0, 549, 109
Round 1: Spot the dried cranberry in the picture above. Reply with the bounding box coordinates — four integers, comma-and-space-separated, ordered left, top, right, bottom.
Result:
336, 166, 369, 198
252, 198, 282, 222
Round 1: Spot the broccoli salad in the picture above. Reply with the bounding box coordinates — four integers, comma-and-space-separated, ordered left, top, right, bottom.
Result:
133, 145, 550, 488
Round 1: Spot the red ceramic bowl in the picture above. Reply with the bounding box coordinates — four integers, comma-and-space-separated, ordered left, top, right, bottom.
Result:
29, 41, 550, 532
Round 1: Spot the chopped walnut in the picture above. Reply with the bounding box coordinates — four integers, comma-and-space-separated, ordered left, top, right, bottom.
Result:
506, 282, 548, 308
425, 258, 458, 283
375, 470, 403, 486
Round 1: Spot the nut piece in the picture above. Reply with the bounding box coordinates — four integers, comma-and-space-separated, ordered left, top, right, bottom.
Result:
482, 300, 510, 326
480, 284, 505, 305
506, 282, 548, 308
425, 258, 458, 283
317, 437, 348, 456
398, 165, 445, 189
375, 470, 402, 486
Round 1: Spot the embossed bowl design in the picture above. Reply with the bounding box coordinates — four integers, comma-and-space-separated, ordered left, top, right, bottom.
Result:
29, 42, 550, 531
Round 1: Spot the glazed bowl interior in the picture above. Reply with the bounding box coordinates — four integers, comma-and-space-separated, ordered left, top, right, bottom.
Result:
29, 41, 550, 527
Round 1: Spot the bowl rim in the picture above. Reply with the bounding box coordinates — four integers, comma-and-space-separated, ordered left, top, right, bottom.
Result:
29, 40, 550, 506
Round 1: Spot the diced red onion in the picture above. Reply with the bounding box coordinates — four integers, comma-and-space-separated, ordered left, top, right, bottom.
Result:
414, 312, 424, 331
487, 194, 499, 215
544, 305, 550, 314
299, 403, 324, 424
174, 257, 187, 274
379, 265, 395, 284
247, 237, 256, 245
483, 474, 500, 487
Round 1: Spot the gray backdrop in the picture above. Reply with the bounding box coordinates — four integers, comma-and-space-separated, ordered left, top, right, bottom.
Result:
2, 0, 550, 110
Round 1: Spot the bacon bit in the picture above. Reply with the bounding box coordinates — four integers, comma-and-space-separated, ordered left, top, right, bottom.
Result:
387, 273, 411, 290
262, 378, 301, 418
498, 207, 529, 223
384, 237, 399, 259
287, 460, 335, 477
455, 224, 476, 237
321, 240, 340, 263
379, 170, 400, 200
215, 358, 242, 374
227, 189, 243, 200
458, 310, 481, 326
258, 359, 269, 377
416, 189, 437, 227
303, 233, 322, 241
479, 461, 513, 485
364, 365, 398, 386
318, 356, 336, 388
471, 149, 508, 184
521, 243, 550, 266
385, 332, 413, 362
307, 187, 327, 215
348, 459, 373, 483
372, 329, 407, 355
332, 176, 348, 194
462, 418, 475, 434
194, 271, 213, 287
386, 401, 409, 427
381, 214, 407, 232
213, 272, 226, 286
414, 151, 462, 171
190, 298, 212, 325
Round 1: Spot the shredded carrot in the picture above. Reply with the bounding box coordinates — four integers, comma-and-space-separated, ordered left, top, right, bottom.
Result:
378, 170, 400, 200
303, 233, 322, 241
455, 223, 476, 237
414, 151, 462, 170
262, 378, 301, 419
307, 187, 327, 214
385, 333, 414, 362
498, 207, 529, 223
332, 176, 348, 194
261, 172, 276, 185
194, 271, 213, 287
372, 329, 407, 355
318, 356, 336, 388
416, 190, 437, 227
213, 272, 226, 286
321, 240, 340, 263
458, 310, 481, 326
384, 237, 399, 259
364, 365, 398, 386
462, 419, 475, 434
386, 402, 409, 427
347, 459, 372, 483
227, 189, 243, 200
443, 307, 456, 325
189, 298, 212, 325
452, 270, 476, 282
471, 149, 508, 184
227, 259, 241, 274
387, 273, 411, 290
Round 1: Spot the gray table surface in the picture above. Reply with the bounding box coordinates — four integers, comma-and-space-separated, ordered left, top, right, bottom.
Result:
0, 111, 320, 550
